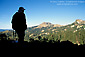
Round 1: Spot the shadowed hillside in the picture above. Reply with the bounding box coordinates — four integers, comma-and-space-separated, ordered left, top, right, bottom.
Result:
0, 37, 85, 48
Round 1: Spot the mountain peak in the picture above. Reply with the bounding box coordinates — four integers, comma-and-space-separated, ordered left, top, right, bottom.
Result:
76, 19, 83, 22
42, 22, 52, 25
75, 19, 85, 24
35, 22, 62, 28
37, 22, 53, 28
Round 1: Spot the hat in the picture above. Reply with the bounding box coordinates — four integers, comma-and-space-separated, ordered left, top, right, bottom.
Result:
19, 7, 25, 10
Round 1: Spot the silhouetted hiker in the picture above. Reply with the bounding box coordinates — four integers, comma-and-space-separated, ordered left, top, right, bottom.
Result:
11, 7, 27, 43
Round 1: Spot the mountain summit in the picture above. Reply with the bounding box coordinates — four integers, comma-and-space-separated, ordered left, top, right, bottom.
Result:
38, 22, 53, 28
75, 19, 85, 24
37, 22, 62, 28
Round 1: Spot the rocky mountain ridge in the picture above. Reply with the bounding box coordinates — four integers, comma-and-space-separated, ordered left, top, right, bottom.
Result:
75, 19, 85, 24
35, 22, 62, 28
31, 19, 85, 29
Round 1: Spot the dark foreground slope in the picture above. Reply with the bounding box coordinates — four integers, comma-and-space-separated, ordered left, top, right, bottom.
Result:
0, 40, 85, 48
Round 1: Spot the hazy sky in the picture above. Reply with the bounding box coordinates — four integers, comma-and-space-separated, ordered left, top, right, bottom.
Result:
0, 0, 85, 29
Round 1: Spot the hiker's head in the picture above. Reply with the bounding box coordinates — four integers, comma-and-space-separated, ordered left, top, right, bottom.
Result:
18, 7, 25, 13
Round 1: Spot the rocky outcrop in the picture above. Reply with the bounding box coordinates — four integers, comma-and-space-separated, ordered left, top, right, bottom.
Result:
76, 19, 85, 24
36, 22, 62, 28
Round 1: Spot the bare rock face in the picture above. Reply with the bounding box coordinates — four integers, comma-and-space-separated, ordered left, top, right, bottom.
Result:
37, 22, 62, 28
40, 22, 52, 27
53, 24, 62, 27
76, 19, 85, 24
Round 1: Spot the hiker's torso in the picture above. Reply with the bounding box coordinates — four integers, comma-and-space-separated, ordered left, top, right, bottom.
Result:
12, 12, 27, 30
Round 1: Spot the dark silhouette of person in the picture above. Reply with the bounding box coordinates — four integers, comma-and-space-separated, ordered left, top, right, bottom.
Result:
11, 7, 27, 43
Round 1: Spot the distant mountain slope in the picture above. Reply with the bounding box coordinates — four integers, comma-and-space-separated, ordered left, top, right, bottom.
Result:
35, 22, 62, 28
26, 19, 85, 45
0, 29, 6, 32
0, 29, 12, 32
74, 19, 85, 25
